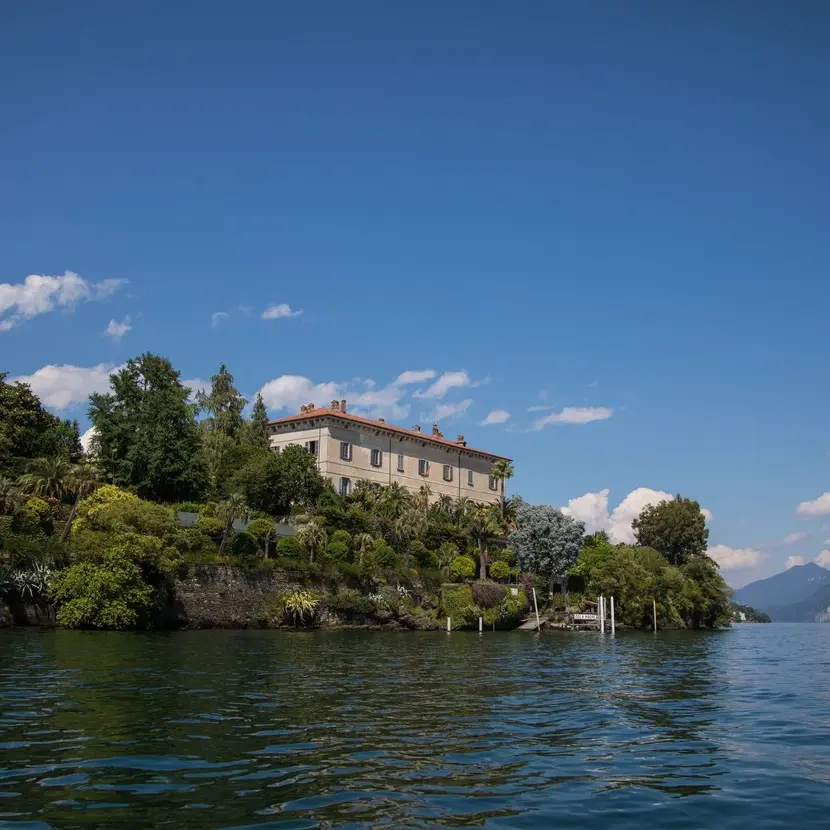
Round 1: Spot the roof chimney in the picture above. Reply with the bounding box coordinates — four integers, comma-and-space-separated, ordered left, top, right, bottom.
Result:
432, 423, 441, 437
331, 399, 340, 411
340, 399, 347, 413
412, 424, 421, 433
456, 434, 466, 446
378, 417, 385, 423
308, 402, 315, 411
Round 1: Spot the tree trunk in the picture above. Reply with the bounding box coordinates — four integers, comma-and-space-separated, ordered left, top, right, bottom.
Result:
500, 481, 505, 519
218, 523, 231, 556
264, 530, 272, 559
60, 493, 81, 543
480, 544, 487, 580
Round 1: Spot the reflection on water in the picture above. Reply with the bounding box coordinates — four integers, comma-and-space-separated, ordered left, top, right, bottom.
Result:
1, 626, 829, 828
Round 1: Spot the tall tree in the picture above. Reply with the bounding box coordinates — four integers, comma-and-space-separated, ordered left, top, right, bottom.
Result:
61, 462, 102, 542
631, 496, 709, 566
196, 363, 247, 439
489, 460, 515, 518
88, 353, 207, 502
215, 493, 250, 556
242, 392, 271, 450
298, 520, 327, 563
396, 507, 428, 568
509, 500, 585, 591
465, 503, 502, 580
276, 444, 325, 509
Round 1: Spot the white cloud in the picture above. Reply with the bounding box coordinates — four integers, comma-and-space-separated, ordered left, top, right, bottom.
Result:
351, 384, 410, 421
796, 492, 830, 517
783, 532, 808, 545
480, 409, 510, 426
708, 544, 766, 571
258, 374, 340, 413
394, 369, 436, 386
421, 399, 473, 423
562, 487, 675, 543
0, 271, 125, 330
262, 303, 301, 319
12, 363, 117, 409
701, 508, 714, 522
815, 550, 830, 567
533, 406, 613, 429
105, 315, 131, 339
182, 378, 211, 401
414, 370, 472, 399
563, 489, 610, 535
80, 426, 97, 453
786, 555, 807, 568
211, 311, 229, 328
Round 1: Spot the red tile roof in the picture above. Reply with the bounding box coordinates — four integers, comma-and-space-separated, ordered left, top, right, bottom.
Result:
269, 408, 511, 460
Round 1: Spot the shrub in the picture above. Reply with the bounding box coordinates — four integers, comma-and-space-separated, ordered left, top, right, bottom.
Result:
372, 544, 400, 569
197, 515, 224, 537
410, 540, 437, 569
472, 580, 506, 608
328, 588, 375, 616
489, 561, 511, 581
73, 485, 139, 532
246, 518, 275, 545
230, 532, 260, 560
277, 535, 303, 558
324, 540, 350, 563
330, 529, 352, 548
176, 528, 218, 562
175, 502, 206, 515
15, 498, 52, 535
441, 584, 480, 627
450, 555, 476, 580
491, 548, 516, 566
282, 590, 319, 626
50, 539, 165, 630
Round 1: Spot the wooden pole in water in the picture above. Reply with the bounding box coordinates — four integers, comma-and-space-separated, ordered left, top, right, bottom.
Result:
653, 599, 657, 633
532, 588, 541, 632
610, 596, 615, 636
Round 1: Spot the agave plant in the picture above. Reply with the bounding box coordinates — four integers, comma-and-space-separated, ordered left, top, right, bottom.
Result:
282, 590, 319, 626
396, 585, 411, 599
11, 564, 52, 600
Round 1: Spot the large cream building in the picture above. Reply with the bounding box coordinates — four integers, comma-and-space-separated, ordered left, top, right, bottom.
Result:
268, 399, 509, 505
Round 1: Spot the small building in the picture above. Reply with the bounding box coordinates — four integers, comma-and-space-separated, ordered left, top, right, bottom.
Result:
268, 399, 510, 505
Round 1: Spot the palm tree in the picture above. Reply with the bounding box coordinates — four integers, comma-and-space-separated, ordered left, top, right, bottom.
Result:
378, 482, 411, 520
353, 532, 375, 565
396, 507, 428, 568
352, 480, 379, 511
0, 476, 22, 516
60, 462, 102, 542
465, 503, 502, 580
298, 520, 328, 563
490, 460, 515, 519
438, 541, 459, 578
18, 457, 72, 501
215, 493, 250, 556
415, 484, 432, 510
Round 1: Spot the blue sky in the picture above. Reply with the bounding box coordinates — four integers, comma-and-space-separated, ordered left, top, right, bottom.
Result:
1, 1, 829, 587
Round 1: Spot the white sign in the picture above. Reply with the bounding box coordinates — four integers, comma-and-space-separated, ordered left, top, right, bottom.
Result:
573, 613, 598, 621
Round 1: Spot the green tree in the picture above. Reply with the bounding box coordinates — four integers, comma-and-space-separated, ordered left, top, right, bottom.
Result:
196, 363, 247, 439
0, 476, 22, 515
297, 520, 327, 563
230, 448, 284, 515
353, 532, 375, 565
489, 459, 515, 518
88, 354, 207, 502
631, 495, 709, 566
276, 444, 324, 508
438, 541, 459, 578
464, 503, 502, 580
395, 507, 427, 568
201, 430, 237, 496
242, 392, 271, 450
60, 462, 102, 542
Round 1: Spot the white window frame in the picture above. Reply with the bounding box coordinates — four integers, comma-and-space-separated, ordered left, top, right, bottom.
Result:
339, 477, 351, 496
418, 459, 430, 477
489, 475, 498, 491
305, 440, 318, 456
467, 470, 473, 486
370, 448, 383, 467
443, 464, 453, 482
397, 454, 405, 472
340, 441, 352, 461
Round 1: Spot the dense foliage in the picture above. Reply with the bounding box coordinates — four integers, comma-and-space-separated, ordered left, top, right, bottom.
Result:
631, 495, 709, 566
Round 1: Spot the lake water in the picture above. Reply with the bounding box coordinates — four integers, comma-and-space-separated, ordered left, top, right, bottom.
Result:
1, 625, 829, 829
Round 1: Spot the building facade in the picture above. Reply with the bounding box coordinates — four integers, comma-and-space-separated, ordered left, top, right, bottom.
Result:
268, 400, 509, 505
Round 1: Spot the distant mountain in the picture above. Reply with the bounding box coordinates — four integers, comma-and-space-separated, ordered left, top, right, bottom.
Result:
733, 563, 830, 612
764, 584, 830, 623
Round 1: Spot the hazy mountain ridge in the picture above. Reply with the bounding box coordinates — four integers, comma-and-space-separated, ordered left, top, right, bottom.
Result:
734, 564, 830, 621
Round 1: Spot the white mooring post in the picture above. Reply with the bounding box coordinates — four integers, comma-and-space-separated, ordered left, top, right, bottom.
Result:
597, 596, 602, 633
532, 587, 541, 632
610, 596, 616, 636
479, 616, 483, 633
447, 616, 451, 632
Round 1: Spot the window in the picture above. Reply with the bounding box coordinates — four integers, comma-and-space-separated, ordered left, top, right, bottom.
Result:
418, 459, 430, 477
340, 441, 352, 461
467, 470, 474, 486
443, 464, 453, 482
397, 454, 405, 472
305, 440, 318, 456
489, 475, 498, 491
339, 477, 351, 496
370, 448, 382, 467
